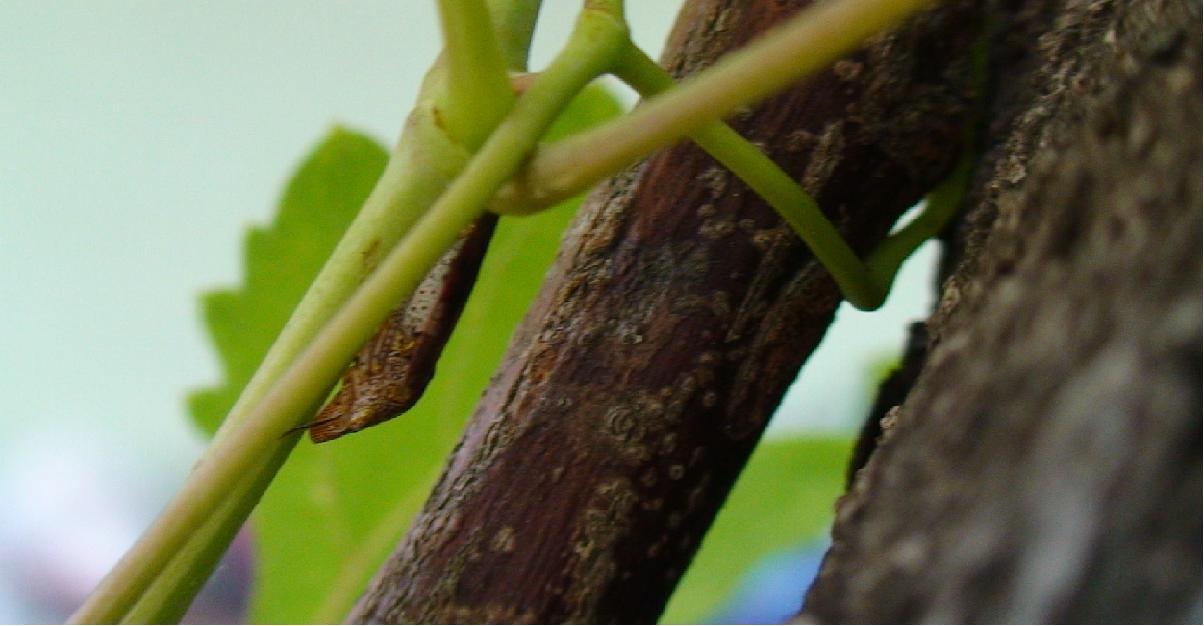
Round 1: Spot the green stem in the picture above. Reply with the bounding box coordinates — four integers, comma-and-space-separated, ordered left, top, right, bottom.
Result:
70, 104, 469, 626
867, 149, 972, 288
117, 5, 555, 623
492, 0, 930, 214
486, 0, 543, 71
120, 446, 292, 624
69, 7, 625, 623
615, 43, 969, 310
613, 45, 883, 309
869, 26, 985, 287
498, 0, 965, 310
94, 3, 559, 621
438, 0, 516, 149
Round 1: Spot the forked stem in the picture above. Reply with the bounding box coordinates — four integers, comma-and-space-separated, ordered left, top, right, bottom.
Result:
492, 0, 930, 213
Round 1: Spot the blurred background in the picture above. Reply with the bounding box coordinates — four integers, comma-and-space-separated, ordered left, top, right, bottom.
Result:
0, 2, 939, 623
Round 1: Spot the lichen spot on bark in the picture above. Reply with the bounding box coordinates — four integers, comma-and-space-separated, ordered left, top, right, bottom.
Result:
642, 498, 665, 512
490, 526, 516, 553
699, 168, 728, 197
833, 59, 865, 82
659, 432, 678, 455
565, 479, 639, 615
699, 218, 737, 240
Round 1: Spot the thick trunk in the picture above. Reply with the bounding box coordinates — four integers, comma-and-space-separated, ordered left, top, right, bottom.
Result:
349, 0, 979, 622
804, 0, 1201, 622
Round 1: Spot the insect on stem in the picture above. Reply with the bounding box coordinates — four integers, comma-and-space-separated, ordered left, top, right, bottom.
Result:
308, 213, 498, 443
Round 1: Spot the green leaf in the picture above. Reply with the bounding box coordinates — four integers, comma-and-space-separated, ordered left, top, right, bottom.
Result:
188, 85, 621, 623
661, 436, 852, 624
188, 128, 390, 435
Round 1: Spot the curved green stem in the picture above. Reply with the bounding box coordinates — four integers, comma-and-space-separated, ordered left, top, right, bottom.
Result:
496, 0, 959, 311
613, 43, 968, 310
870, 28, 985, 288
867, 149, 972, 289
613, 45, 883, 309
492, 0, 929, 213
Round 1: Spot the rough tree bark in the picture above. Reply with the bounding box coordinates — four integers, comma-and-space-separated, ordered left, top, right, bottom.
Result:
350, 0, 979, 622
347, 0, 1199, 622
804, 0, 1201, 622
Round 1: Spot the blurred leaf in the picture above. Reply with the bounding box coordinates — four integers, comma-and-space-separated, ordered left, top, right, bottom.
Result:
661, 436, 852, 624
188, 85, 622, 623
867, 352, 903, 390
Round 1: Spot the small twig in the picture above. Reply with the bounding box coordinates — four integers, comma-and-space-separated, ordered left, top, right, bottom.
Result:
492, 0, 931, 214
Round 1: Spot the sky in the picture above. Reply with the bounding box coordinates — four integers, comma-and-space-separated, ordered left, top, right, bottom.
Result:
0, 2, 937, 621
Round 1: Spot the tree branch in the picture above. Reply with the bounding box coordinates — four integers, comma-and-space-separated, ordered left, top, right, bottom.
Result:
350, 0, 980, 622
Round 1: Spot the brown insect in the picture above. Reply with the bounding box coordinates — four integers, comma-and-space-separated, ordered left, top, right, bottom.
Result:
307, 213, 498, 443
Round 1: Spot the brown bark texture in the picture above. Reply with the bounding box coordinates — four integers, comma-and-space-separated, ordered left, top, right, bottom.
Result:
803, 0, 1202, 622
349, 0, 979, 622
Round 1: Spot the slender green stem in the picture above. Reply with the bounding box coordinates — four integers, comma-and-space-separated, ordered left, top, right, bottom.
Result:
438, 0, 516, 149
486, 0, 543, 71
128, 148, 444, 624
70, 104, 470, 626
70, 7, 626, 623
613, 40, 972, 310
75, 2, 557, 621
102, 4, 555, 622
492, 0, 931, 214
496, 0, 965, 310
613, 45, 883, 309
868, 25, 985, 287
119, 446, 292, 624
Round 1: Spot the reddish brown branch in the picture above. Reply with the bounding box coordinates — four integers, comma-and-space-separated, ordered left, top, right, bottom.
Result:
350, 1, 979, 622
